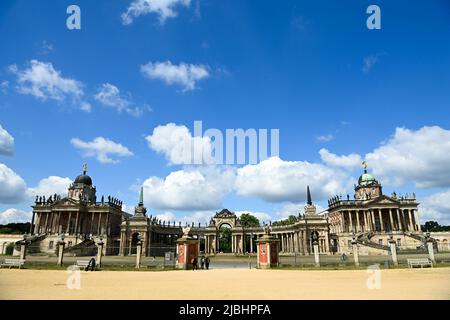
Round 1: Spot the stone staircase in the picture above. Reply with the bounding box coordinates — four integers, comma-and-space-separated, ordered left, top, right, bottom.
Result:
355, 232, 390, 251
64, 238, 97, 256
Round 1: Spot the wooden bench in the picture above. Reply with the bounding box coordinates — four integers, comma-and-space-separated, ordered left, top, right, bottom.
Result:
407, 258, 433, 268
0, 259, 25, 269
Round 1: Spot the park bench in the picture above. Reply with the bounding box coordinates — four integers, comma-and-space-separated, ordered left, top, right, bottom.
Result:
75, 260, 98, 270
0, 259, 25, 269
407, 258, 433, 268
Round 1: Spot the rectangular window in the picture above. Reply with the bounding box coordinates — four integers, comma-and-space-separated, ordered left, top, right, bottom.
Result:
348, 240, 352, 248
68, 241, 72, 247
378, 239, 383, 246
49, 241, 54, 249
397, 239, 401, 247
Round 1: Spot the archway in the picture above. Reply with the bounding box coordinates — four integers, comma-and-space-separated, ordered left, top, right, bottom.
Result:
218, 224, 232, 253
131, 232, 140, 255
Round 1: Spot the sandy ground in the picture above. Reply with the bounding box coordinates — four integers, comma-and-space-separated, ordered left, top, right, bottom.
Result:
1, 268, 449, 300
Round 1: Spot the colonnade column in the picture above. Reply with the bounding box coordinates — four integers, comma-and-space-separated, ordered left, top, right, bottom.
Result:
379, 209, 384, 231
355, 211, 360, 232
348, 211, 353, 233
389, 209, 394, 231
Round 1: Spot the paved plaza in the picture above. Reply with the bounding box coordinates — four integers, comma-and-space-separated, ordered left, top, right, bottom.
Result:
1, 267, 449, 300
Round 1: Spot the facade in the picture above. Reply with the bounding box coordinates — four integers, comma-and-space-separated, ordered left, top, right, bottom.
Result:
11, 163, 448, 257
29, 164, 128, 255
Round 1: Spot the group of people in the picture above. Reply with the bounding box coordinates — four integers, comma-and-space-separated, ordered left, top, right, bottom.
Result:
192, 256, 210, 270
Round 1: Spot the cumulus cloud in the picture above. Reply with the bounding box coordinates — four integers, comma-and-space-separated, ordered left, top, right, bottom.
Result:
71, 137, 134, 164
27, 176, 72, 197
122, 0, 191, 25
235, 157, 352, 203
0, 208, 32, 224
8, 60, 90, 112
420, 189, 450, 225
145, 123, 213, 165
319, 148, 362, 169
94, 83, 145, 117
143, 166, 235, 211
0, 164, 27, 204
365, 126, 450, 188
0, 125, 15, 156
141, 61, 209, 91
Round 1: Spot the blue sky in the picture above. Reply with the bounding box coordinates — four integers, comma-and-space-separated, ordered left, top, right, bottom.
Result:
1, 0, 450, 225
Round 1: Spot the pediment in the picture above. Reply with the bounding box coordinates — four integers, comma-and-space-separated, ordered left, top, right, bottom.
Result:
368, 195, 399, 205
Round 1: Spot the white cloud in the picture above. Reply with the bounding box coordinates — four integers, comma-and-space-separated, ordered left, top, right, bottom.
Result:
365, 126, 450, 188
122, 0, 191, 25
0, 208, 32, 224
27, 176, 72, 198
141, 61, 209, 91
319, 148, 362, 169
94, 83, 144, 117
145, 123, 213, 165
316, 134, 334, 142
1, 80, 9, 94
39, 40, 54, 55
275, 202, 327, 220
235, 157, 352, 203
362, 54, 379, 74
420, 189, 450, 225
9, 60, 89, 112
0, 125, 15, 156
0, 164, 27, 204
143, 166, 235, 211
70, 137, 134, 164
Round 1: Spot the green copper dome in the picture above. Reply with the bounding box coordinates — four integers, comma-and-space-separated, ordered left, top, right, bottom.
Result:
358, 172, 376, 186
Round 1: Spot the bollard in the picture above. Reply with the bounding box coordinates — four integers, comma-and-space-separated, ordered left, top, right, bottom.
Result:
136, 241, 142, 269
313, 243, 320, 267
96, 239, 104, 269
352, 240, 360, 267
57, 240, 65, 266
427, 241, 435, 264
388, 239, 398, 266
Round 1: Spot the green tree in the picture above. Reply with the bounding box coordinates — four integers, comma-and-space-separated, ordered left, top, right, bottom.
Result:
239, 213, 260, 228
421, 221, 450, 232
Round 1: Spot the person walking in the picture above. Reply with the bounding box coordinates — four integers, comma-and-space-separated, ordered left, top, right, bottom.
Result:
205, 256, 210, 270
192, 257, 198, 271
200, 256, 205, 270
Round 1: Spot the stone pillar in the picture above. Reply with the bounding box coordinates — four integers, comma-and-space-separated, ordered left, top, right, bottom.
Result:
363, 211, 368, 232
389, 209, 394, 232
19, 239, 28, 263
176, 231, 199, 270
324, 231, 330, 254
303, 231, 308, 255
396, 209, 402, 231
313, 243, 320, 267
256, 230, 280, 269
136, 240, 142, 269
241, 233, 245, 254
355, 211, 360, 232
231, 234, 234, 254
57, 239, 65, 266
379, 209, 384, 231
415, 209, 421, 231
294, 231, 299, 253
370, 210, 376, 231
427, 240, 435, 264
96, 239, 104, 268
348, 211, 353, 233
250, 236, 253, 254
351, 239, 359, 267
388, 237, 398, 266
408, 210, 415, 232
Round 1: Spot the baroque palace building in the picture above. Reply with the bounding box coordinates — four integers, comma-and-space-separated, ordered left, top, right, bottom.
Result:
13, 162, 448, 256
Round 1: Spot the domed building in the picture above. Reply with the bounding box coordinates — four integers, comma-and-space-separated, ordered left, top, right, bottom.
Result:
30, 164, 129, 255
326, 162, 422, 254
